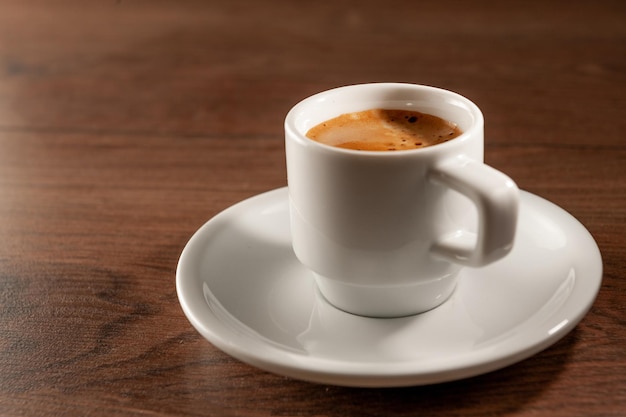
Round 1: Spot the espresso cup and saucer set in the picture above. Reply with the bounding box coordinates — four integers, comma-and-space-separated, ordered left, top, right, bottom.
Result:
176, 83, 602, 387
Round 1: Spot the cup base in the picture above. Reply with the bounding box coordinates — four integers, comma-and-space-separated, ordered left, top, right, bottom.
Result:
314, 273, 458, 318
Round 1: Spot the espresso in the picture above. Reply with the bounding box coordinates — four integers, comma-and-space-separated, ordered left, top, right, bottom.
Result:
306, 109, 462, 151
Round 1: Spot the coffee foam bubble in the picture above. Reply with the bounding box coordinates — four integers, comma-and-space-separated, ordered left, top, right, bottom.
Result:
306, 109, 462, 151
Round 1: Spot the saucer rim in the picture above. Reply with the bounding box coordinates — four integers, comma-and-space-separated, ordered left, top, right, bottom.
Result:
176, 187, 602, 387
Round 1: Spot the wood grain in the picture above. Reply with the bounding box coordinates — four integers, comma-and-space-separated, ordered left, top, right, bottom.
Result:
0, 1, 624, 416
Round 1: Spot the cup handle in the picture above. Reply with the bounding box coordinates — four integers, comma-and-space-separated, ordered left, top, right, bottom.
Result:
428, 155, 519, 267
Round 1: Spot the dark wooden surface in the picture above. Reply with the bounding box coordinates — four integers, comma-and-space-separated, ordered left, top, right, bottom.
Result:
0, 1, 624, 416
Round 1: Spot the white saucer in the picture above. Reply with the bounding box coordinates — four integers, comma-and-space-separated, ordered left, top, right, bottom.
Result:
176, 188, 602, 387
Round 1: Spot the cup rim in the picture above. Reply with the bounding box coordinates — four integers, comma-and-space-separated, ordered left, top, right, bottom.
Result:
285, 82, 484, 157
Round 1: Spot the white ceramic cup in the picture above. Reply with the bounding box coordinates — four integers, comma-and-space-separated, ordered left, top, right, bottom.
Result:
285, 83, 519, 317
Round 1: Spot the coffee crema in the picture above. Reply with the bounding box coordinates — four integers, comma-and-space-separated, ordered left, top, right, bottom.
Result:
306, 109, 462, 151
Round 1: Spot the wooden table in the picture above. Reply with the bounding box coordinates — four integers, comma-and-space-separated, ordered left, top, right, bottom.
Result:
1, 1, 624, 416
